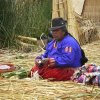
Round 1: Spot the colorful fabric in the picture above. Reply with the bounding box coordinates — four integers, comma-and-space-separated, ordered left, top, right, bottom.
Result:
39, 34, 82, 68
29, 63, 75, 81
72, 64, 100, 86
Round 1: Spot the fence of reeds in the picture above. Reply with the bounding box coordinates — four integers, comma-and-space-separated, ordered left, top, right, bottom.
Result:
0, 0, 52, 48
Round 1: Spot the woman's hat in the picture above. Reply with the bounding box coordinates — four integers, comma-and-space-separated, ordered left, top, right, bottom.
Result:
49, 17, 67, 31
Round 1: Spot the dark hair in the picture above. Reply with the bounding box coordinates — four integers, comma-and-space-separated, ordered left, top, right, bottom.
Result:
61, 26, 68, 33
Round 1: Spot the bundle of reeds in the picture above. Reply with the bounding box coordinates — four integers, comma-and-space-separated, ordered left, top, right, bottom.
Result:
77, 18, 99, 45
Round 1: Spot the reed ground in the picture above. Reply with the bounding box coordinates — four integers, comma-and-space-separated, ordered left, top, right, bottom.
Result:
0, 40, 100, 100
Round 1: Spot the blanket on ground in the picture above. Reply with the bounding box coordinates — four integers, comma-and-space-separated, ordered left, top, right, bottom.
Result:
72, 64, 100, 86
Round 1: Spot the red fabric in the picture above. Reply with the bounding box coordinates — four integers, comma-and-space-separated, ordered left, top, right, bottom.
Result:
30, 64, 75, 81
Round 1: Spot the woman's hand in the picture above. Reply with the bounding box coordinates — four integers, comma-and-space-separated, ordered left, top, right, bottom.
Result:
48, 58, 56, 67
35, 58, 49, 67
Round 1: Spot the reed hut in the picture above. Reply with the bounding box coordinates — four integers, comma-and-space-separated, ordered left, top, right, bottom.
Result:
52, 0, 100, 45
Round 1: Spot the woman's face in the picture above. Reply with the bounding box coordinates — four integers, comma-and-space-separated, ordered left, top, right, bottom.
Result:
52, 29, 65, 41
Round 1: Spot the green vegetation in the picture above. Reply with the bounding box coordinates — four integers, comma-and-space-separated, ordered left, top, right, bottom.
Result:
0, 0, 52, 48
0, 0, 16, 48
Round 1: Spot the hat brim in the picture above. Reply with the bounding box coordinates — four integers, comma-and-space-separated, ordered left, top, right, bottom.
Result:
49, 25, 65, 31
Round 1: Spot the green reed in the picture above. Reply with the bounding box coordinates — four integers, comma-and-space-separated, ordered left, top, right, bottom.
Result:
0, 0, 52, 48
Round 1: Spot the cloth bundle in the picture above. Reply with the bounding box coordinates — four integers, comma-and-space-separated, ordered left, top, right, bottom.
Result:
72, 64, 100, 86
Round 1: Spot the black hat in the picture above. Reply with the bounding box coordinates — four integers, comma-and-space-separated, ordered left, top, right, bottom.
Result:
49, 17, 67, 31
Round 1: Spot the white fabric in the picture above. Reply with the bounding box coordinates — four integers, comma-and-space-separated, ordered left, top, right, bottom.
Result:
72, 0, 85, 15
0, 65, 11, 70
31, 71, 40, 80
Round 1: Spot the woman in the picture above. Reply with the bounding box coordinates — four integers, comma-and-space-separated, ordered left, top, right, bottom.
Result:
29, 18, 85, 81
